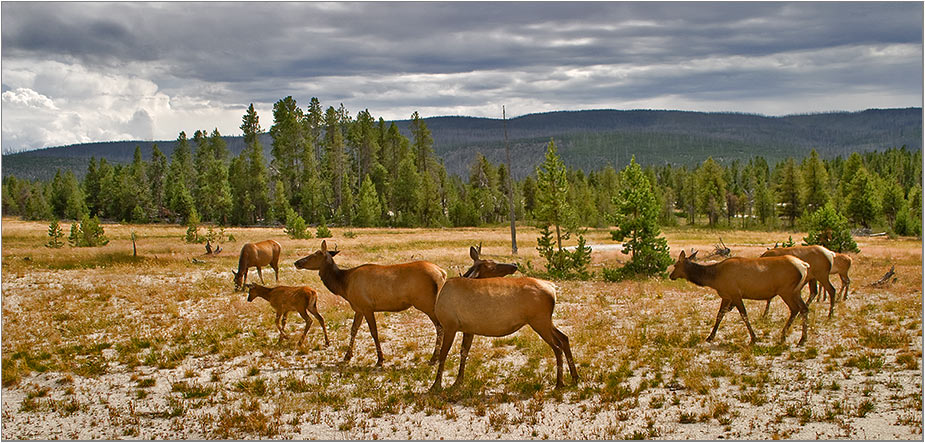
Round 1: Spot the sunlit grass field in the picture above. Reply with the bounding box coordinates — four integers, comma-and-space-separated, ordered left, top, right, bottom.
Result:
2, 218, 921, 439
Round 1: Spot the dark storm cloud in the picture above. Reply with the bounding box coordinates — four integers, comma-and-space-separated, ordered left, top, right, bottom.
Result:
2, 2, 921, 152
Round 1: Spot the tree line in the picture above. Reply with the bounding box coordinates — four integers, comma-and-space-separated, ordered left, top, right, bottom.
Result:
2, 98, 921, 238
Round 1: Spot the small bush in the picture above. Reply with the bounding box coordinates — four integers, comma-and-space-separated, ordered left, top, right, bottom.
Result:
803, 204, 859, 253
45, 220, 65, 248
535, 225, 592, 280
343, 230, 357, 239
316, 218, 332, 239
68, 215, 109, 247
184, 211, 203, 243
284, 208, 312, 239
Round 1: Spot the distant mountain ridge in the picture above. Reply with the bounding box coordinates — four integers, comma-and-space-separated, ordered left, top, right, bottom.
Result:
3, 108, 921, 181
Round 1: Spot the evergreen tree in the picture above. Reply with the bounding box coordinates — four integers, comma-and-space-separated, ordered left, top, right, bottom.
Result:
49, 169, 87, 220
880, 180, 905, 229
801, 149, 829, 213
392, 150, 422, 227
846, 167, 880, 228
270, 96, 306, 204
355, 175, 382, 227
149, 145, 168, 219
45, 220, 65, 248
803, 203, 859, 253
240, 103, 269, 223
83, 157, 102, 217
322, 106, 348, 222
608, 156, 672, 277
696, 157, 726, 227
410, 111, 434, 175
535, 139, 574, 250
269, 179, 291, 224
775, 157, 803, 227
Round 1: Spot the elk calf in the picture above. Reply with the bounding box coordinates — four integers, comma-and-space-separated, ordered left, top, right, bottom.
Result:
245, 284, 329, 347
760, 245, 837, 317
670, 250, 811, 345
820, 253, 852, 302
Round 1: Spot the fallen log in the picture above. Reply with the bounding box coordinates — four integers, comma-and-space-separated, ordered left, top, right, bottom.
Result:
870, 265, 896, 288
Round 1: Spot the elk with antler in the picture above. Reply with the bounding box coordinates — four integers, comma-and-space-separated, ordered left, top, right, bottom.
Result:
670, 250, 811, 345
294, 241, 447, 367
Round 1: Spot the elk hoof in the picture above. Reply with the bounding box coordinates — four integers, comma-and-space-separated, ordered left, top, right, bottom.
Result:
429, 383, 442, 393
375, 360, 384, 368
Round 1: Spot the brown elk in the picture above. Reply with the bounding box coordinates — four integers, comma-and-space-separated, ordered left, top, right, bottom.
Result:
431, 247, 577, 391
669, 250, 811, 345
462, 243, 518, 278
232, 240, 281, 291
294, 241, 447, 366
759, 245, 837, 317
245, 284, 330, 347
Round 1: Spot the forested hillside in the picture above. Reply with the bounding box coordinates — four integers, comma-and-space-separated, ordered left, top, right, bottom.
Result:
3, 108, 920, 181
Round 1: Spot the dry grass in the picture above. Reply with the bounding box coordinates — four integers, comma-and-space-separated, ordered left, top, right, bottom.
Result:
1, 217, 921, 439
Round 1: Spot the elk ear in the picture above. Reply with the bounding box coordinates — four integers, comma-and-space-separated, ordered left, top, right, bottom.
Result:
320, 240, 327, 252
678, 250, 686, 259
328, 250, 340, 257
468, 268, 480, 279
689, 250, 698, 259
470, 246, 480, 261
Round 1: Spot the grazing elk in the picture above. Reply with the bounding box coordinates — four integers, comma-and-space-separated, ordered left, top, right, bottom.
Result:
232, 240, 282, 291
670, 250, 811, 346
245, 284, 330, 347
462, 244, 518, 278
431, 247, 577, 391
760, 245, 837, 317
294, 241, 447, 367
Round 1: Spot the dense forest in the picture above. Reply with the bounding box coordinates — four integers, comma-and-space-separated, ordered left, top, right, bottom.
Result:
3, 107, 920, 182
2, 98, 922, 237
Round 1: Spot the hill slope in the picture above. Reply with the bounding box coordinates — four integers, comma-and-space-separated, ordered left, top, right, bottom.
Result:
3, 108, 920, 181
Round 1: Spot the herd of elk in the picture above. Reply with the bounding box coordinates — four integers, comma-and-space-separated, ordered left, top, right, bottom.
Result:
670, 250, 811, 345
294, 240, 447, 366
232, 235, 846, 392
232, 240, 281, 291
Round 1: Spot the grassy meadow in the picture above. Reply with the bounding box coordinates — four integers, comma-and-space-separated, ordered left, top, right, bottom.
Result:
1, 218, 922, 439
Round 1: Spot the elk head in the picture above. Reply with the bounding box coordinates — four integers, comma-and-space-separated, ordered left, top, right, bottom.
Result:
294, 240, 340, 270
669, 249, 697, 280
231, 269, 244, 291
461, 243, 518, 279
244, 283, 259, 302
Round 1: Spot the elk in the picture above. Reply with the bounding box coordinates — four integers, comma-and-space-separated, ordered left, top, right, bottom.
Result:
462, 243, 518, 278
245, 284, 329, 347
759, 245, 837, 317
294, 241, 447, 367
431, 247, 577, 391
669, 250, 811, 346
232, 240, 281, 291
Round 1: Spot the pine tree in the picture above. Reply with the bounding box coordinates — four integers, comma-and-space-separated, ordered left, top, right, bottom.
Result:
149, 145, 168, 219
802, 149, 829, 213
50, 169, 87, 220
696, 157, 726, 227
392, 150, 422, 227
608, 156, 672, 278
355, 175, 382, 227
269, 179, 291, 224
535, 139, 573, 250
240, 103, 269, 224
323, 106, 347, 222
846, 167, 880, 228
880, 180, 905, 229
45, 220, 65, 248
270, 96, 306, 204
775, 158, 803, 227
803, 203, 859, 253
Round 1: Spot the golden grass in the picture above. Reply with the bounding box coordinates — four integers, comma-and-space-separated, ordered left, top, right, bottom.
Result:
2, 217, 922, 438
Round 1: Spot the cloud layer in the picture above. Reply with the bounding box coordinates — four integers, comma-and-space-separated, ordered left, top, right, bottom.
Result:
2, 2, 922, 152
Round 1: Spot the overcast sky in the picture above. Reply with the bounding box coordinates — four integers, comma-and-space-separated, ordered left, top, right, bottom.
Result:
1, 1, 922, 153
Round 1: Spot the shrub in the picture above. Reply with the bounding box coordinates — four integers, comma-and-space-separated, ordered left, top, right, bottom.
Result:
803, 204, 859, 253
68, 215, 109, 247
45, 220, 65, 248
316, 217, 332, 239
284, 208, 311, 239
536, 225, 592, 280
184, 211, 203, 243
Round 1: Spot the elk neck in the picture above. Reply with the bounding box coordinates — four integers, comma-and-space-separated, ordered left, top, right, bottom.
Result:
684, 260, 719, 288
318, 258, 349, 298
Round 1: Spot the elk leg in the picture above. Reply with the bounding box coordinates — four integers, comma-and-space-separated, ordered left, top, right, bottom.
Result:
762, 299, 772, 318
553, 327, 579, 383
732, 299, 758, 345
778, 295, 801, 345
532, 323, 565, 389
430, 328, 457, 392
297, 310, 313, 346
841, 275, 850, 301
276, 312, 288, 343
806, 279, 818, 304
344, 312, 363, 362
273, 262, 279, 283
452, 333, 474, 389
308, 301, 329, 346
821, 276, 837, 318
798, 296, 810, 346
363, 312, 384, 367
256, 266, 265, 284
706, 299, 732, 342
425, 312, 444, 365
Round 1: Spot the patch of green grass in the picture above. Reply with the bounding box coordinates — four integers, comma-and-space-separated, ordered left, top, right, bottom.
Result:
172, 381, 214, 399
235, 377, 269, 397
845, 353, 884, 371
856, 399, 875, 417
859, 328, 909, 349
896, 353, 919, 370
